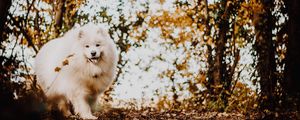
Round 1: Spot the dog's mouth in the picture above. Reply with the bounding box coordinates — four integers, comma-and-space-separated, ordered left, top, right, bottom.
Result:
86, 52, 103, 64
88, 57, 100, 63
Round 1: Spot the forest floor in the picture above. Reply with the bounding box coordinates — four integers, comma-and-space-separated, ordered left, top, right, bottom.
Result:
93, 108, 247, 120
42, 107, 300, 120
61, 108, 298, 120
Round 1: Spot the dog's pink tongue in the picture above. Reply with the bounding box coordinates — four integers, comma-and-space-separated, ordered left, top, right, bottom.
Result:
92, 59, 98, 63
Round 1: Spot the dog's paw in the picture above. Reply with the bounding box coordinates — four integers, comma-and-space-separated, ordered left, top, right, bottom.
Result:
81, 114, 97, 120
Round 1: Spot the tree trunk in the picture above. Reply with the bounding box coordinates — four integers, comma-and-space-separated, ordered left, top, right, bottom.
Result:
0, 0, 12, 42
253, 0, 277, 111
284, 0, 300, 108
208, 0, 228, 93
54, 0, 66, 37
208, 0, 230, 111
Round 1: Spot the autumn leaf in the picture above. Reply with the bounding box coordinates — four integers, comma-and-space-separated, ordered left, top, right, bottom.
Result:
54, 67, 61, 72
62, 59, 69, 66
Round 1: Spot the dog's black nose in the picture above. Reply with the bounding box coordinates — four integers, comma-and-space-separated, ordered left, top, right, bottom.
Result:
91, 51, 96, 56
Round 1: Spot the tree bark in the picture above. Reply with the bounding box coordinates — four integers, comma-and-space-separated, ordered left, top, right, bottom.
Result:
54, 0, 66, 37
0, 0, 12, 42
284, 0, 300, 103
253, 0, 277, 111
208, 0, 229, 94
207, 0, 230, 111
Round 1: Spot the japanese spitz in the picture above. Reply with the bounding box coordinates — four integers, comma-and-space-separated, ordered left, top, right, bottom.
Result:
34, 23, 118, 119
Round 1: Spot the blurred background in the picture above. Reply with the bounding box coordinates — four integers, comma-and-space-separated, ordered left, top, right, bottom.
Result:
1, 0, 300, 119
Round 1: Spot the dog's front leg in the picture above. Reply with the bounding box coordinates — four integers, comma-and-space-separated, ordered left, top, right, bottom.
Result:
72, 94, 97, 119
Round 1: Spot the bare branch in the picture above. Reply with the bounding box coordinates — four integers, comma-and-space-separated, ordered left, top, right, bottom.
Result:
8, 13, 38, 53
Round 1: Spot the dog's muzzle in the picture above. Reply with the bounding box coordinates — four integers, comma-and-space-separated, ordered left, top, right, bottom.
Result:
87, 52, 102, 64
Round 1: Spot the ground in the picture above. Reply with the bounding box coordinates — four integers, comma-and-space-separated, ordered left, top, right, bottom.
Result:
44, 107, 299, 120
94, 108, 246, 120
62, 108, 257, 120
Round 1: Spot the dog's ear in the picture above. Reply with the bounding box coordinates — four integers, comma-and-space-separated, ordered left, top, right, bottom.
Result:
97, 28, 109, 38
78, 29, 84, 39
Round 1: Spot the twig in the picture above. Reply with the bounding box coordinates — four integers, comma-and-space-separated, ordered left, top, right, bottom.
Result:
8, 13, 38, 53
25, 0, 36, 23
230, 65, 246, 94
21, 41, 33, 81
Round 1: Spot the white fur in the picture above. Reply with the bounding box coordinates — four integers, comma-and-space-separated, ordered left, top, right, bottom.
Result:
34, 23, 118, 119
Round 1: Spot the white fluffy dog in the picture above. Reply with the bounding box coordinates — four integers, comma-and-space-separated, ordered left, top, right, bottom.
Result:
34, 23, 118, 119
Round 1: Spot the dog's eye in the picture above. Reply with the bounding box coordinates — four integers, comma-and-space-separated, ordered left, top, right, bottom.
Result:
85, 45, 89, 48
96, 44, 100, 47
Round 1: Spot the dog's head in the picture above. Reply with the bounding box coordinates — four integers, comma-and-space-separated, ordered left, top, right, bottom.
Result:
77, 24, 111, 64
